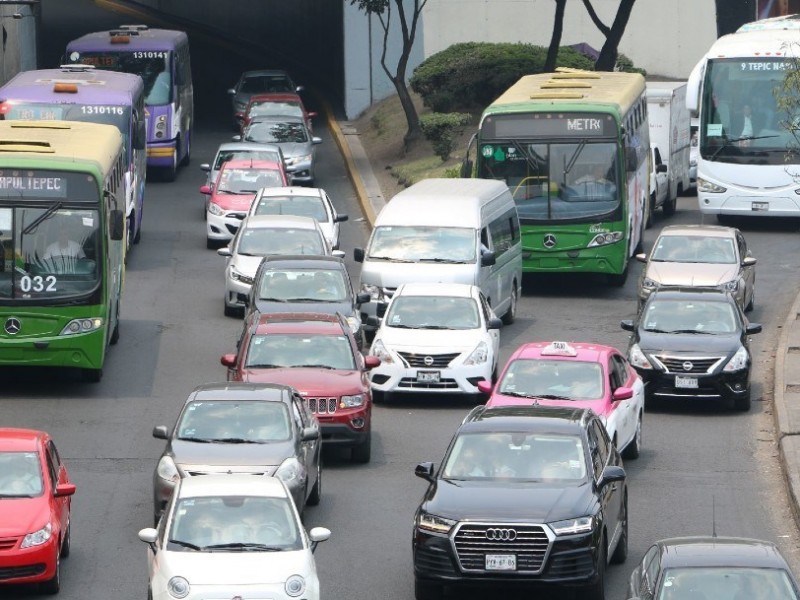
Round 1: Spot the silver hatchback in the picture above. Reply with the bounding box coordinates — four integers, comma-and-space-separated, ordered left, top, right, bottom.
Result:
237, 116, 321, 185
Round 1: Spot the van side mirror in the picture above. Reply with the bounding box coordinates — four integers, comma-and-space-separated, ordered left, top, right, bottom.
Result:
110, 209, 125, 241
227, 88, 236, 95
460, 159, 473, 178
365, 316, 381, 328
481, 250, 496, 267
356, 292, 371, 304
354, 248, 364, 263
656, 164, 668, 174
376, 303, 387, 318
152, 426, 169, 440
487, 317, 503, 330
415, 462, 435, 483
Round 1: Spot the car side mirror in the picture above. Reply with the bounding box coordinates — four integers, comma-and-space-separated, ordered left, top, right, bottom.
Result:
746, 323, 762, 335
296, 85, 305, 93
312, 137, 322, 145
200, 163, 211, 172
612, 386, 634, 401
301, 426, 318, 442
54, 483, 76, 497
218, 246, 232, 257
308, 111, 318, 119
742, 256, 757, 267
620, 320, 635, 332
199, 185, 212, 195
332, 250, 346, 259
110, 209, 125, 241
415, 461, 435, 483
597, 465, 626, 489
354, 247, 364, 263
364, 355, 381, 370
231, 135, 242, 142
481, 250, 496, 267
308, 526, 330, 552
487, 317, 502, 330
220, 353, 237, 368
635, 253, 647, 263
477, 380, 493, 395
656, 164, 668, 173
152, 425, 169, 440
334, 213, 349, 223
138, 527, 159, 553
376, 303, 387, 318
365, 316, 381, 328
227, 88, 236, 95
356, 292, 370, 304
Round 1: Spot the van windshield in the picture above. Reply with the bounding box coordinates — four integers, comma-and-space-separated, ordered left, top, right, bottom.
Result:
367, 226, 476, 263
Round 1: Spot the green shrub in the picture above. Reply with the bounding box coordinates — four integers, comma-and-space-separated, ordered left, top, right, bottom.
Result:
410, 43, 595, 112
615, 53, 647, 76
443, 166, 462, 178
419, 112, 472, 161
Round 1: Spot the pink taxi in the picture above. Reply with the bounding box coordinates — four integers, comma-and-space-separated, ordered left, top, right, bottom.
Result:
480, 341, 644, 459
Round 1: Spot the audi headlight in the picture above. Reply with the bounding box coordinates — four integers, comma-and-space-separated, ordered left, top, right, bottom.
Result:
156, 455, 179, 483
207, 202, 225, 216
723, 346, 749, 372
361, 283, 384, 301
371, 339, 393, 364
723, 279, 739, 292
167, 576, 190, 599
463, 341, 489, 365
275, 457, 304, 486
60, 318, 103, 336
588, 231, 623, 247
340, 393, 365, 408
549, 515, 594, 536
642, 277, 659, 290
20, 523, 52, 548
417, 512, 456, 535
285, 575, 306, 597
697, 177, 726, 193
231, 268, 254, 285
629, 344, 653, 370
346, 315, 360, 334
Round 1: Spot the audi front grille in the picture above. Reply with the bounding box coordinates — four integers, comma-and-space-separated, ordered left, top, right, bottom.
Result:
453, 523, 552, 574
307, 397, 338, 414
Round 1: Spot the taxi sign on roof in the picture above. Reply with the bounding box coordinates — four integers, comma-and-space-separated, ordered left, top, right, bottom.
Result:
541, 341, 578, 357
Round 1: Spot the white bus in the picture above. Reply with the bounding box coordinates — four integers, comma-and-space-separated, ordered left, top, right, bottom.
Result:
687, 19, 800, 219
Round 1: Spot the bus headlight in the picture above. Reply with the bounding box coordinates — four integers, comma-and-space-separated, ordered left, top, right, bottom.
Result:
697, 177, 726, 193
588, 231, 623, 247
60, 318, 103, 335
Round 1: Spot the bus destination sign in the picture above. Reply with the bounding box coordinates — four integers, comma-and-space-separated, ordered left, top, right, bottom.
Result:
486, 112, 615, 139
0, 173, 67, 198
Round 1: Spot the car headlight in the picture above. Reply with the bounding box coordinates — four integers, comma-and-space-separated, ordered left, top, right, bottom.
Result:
361, 283, 384, 301
290, 153, 312, 164
167, 576, 190, 599
207, 202, 224, 216
371, 339, 393, 364
697, 177, 727, 193
285, 575, 306, 597
588, 231, 623, 247
629, 344, 653, 370
417, 512, 456, 535
463, 341, 489, 365
346, 315, 360, 334
231, 268, 254, 285
60, 318, 104, 336
275, 457, 304, 486
20, 523, 52, 548
723, 279, 739, 292
549, 515, 594, 536
642, 277, 659, 290
340, 393, 365, 408
156, 455, 179, 483
723, 346, 749, 372
234, 101, 247, 110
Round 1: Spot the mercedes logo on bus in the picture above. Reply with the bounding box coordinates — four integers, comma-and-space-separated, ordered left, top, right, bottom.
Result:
4, 317, 21, 335
486, 528, 517, 541
543, 234, 557, 249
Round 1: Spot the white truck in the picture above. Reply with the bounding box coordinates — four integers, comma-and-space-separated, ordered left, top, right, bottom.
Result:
645, 82, 692, 226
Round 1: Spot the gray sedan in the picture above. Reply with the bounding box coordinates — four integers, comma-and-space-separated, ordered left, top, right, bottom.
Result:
227, 69, 302, 127
151, 382, 321, 524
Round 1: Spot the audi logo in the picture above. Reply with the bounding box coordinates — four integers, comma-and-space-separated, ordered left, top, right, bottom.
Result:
423, 356, 434, 366
543, 234, 557, 249
485, 528, 517, 541
4, 317, 20, 335
682, 361, 694, 372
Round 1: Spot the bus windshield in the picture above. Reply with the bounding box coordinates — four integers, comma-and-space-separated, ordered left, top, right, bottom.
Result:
701, 57, 798, 164
478, 140, 620, 222
68, 51, 172, 105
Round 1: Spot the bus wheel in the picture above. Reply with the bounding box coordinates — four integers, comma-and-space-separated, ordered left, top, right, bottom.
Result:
501, 281, 517, 325
180, 133, 191, 167
133, 208, 142, 244
163, 151, 178, 182
663, 192, 677, 216
82, 368, 103, 383
608, 263, 629, 287
110, 320, 120, 346
645, 194, 654, 229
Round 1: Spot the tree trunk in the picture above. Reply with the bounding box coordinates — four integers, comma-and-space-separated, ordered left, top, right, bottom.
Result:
595, 0, 636, 71
544, 0, 568, 72
392, 75, 422, 148
715, 0, 756, 37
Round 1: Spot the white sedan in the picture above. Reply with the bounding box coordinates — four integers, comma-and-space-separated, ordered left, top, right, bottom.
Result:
368, 283, 501, 400
138, 474, 330, 600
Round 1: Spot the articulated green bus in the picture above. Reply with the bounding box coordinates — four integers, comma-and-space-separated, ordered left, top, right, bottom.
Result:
466, 70, 650, 285
0, 121, 126, 382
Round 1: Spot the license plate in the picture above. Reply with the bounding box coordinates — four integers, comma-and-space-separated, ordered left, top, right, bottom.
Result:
752, 201, 769, 211
417, 370, 440, 383
675, 376, 699, 389
486, 554, 516, 571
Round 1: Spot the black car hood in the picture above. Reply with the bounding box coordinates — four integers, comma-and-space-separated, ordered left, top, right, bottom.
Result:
169, 438, 295, 468
253, 299, 354, 318
422, 479, 594, 523
637, 330, 742, 355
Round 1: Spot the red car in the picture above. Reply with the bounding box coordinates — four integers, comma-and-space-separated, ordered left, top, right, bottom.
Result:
240, 92, 317, 133
0, 428, 76, 594
221, 313, 380, 463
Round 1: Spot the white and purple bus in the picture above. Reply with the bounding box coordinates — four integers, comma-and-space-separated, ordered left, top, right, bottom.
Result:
65, 25, 193, 182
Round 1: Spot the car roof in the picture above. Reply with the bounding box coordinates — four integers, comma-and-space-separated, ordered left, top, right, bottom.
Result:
221, 159, 283, 171
248, 93, 302, 104
252, 312, 345, 336
249, 115, 305, 126
242, 69, 292, 79
461, 405, 592, 434
395, 282, 477, 298
261, 254, 345, 268
658, 224, 736, 238
177, 473, 289, 498
187, 382, 295, 404
215, 142, 283, 154
656, 537, 790, 569
256, 186, 324, 199
0, 428, 45, 451
243, 214, 319, 230
509, 341, 617, 363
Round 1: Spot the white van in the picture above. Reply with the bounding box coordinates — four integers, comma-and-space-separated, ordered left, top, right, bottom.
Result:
354, 178, 522, 337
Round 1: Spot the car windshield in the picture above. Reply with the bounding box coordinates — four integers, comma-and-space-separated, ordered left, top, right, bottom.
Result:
385, 295, 480, 330
0, 451, 44, 497
167, 495, 302, 551
177, 400, 291, 443
237, 227, 324, 256
657, 567, 799, 600
258, 268, 348, 302
253, 195, 328, 221
650, 235, 736, 264
217, 168, 283, 194
213, 150, 282, 171
498, 359, 604, 400
442, 432, 586, 481
643, 299, 738, 334
367, 226, 476, 262
249, 101, 303, 120
246, 333, 355, 370
239, 75, 294, 94
244, 121, 308, 144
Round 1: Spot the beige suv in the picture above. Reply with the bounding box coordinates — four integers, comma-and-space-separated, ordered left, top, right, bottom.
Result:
635, 224, 756, 312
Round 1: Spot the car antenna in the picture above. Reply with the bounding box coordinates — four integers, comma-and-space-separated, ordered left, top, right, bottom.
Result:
712, 494, 717, 538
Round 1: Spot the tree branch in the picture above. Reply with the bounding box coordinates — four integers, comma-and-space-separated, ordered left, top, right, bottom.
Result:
581, 0, 611, 37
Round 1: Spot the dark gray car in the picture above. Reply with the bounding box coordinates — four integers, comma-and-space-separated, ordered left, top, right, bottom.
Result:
151, 382, 321, 523
227, 69, 302, 127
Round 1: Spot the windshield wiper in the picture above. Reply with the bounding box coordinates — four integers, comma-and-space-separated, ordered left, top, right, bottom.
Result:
415, 325, 449, 330
246, 363, 283, 369
168, 539, 203, 551
643, 327, 670, 333
284, 297, 329, 302
417, 258, 469, 264
537, 394, 572, 400
708, 135, 780, 161
205, 437, 256, 444
499, 390, 539, 399
218, 189, 253, 195
176, 436, 212, 443
22, 201, 62, 235
292, 364, 336, 369
258, 297, 287, 302
367, 255, 414, 263
668, 329, 715, 335
205, 542, 283, 551
0, 493, 37, 498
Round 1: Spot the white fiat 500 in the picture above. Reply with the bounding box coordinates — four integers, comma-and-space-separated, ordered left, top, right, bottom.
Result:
138, 474, 330, 600
368, 283, 501, 400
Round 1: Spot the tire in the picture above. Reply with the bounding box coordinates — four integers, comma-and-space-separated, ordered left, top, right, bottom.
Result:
621, 413, 642, 460
645, 193, 655, 229
82, 367, 103, 383
607, 263, 629, 287
162, 150, 178, 182
372, 390, 385, 404
61, 521, 71, 558
663, 192, 677, 216
734, 389, 752, 412
110, 320, 120, 346
414, 578, 443, 600
745, 286, 755, 312
501, 281, 518, 325
307, 460, 322, 506
180, 133, 191, 166
133, 208, 142, 244
584, 534, 606, 600
610, 496, 628, 565
351, 432, 372, 464
40, 550, 60, 594
223, 302, 242, 318
147, 584, 153, 600
206, 238, 216, 250
125, 214, 133, 259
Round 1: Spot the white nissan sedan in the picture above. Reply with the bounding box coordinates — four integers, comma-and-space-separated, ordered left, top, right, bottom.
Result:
138, 474, 330, 600
368, 283, 501, 401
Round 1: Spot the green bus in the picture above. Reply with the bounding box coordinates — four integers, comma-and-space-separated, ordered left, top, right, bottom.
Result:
465, 69, 650, 285
0, 121, 126, 382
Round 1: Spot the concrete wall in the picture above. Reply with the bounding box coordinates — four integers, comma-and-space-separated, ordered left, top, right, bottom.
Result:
0, 2, 39, 85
